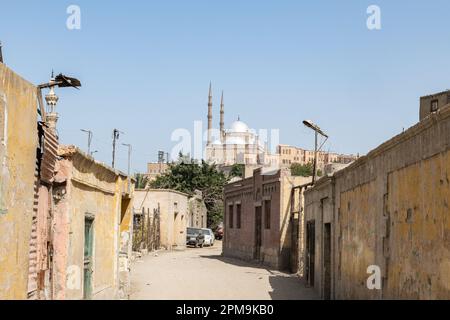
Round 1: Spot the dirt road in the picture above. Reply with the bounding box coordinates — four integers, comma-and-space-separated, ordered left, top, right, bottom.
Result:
130, 242, 318, 300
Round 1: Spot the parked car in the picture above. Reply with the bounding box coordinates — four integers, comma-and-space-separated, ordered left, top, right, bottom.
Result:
214, 225, 224, 240
201, 228, 215, 246
186, 227, 205, 248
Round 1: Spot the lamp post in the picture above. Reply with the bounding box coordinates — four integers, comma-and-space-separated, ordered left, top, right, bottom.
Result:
302, 120, 328, 185
37, 73, 81, 139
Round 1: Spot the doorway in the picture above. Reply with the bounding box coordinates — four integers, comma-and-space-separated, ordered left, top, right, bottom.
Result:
83, 216, 94, 300
254, 206, 262, 260
323, 223, 331, 300
306, 220, 315, 287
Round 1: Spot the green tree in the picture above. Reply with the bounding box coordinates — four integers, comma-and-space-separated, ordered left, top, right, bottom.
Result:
291, 162, 314, 177
134, 173, 149, 189
229, 163, 244, 178
150, 154, 228, 227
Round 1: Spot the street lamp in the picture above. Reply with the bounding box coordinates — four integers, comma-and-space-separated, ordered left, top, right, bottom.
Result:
37, 73, 81, 123
302, 120, 328, 185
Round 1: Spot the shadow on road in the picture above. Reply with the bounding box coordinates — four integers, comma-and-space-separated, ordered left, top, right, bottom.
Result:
199, 253, 319, 300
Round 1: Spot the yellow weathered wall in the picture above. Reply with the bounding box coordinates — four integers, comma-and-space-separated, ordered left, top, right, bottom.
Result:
386, 152, 450, 299
133, 189, 188, 250
0, 64, 37, 299
338, 181, 378, 299
53, 148, 122, 300
305, 104, 450, 299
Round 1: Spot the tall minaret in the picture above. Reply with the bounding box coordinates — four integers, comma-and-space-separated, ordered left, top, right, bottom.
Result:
220, 91, 224, 143
207, 82, 213, 146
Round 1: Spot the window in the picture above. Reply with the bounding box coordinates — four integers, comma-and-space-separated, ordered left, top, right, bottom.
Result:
236, 204, 241, 229
431, 99, 438, 112
228, 204, 234, 228
264, 200, 271, 229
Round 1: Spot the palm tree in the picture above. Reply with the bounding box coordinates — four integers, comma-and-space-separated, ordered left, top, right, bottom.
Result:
134, 173, 149, 189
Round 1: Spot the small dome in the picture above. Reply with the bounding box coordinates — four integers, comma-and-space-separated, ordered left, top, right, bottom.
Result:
229, 120, 249, 133
212, 140, 222, 145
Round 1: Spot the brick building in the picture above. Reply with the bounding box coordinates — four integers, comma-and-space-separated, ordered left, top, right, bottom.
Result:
223, 168, 311, 271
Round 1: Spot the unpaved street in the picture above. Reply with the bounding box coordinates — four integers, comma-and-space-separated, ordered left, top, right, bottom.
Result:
130, 242, 318, 300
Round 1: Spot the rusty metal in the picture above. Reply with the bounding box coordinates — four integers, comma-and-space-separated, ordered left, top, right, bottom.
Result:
37, 88, 47, 122
27, 158, 40, 300
39, 123, 59, 185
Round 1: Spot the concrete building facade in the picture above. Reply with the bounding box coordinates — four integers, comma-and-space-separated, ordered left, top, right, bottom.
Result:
52, 145, 134, 300
277, 144, 357, 170
146, 162, 169, 182
134, 189, 188, 250
0, 63, 39, 299
188, 190, 207, 229
419, 89, 450, 121
223, 168, 311, 271
303, 97, 450, 300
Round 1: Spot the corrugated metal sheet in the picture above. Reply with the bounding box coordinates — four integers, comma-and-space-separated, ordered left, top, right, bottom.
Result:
27, 122, 59, 300
27, 158, 40, 300
40, 124, 58, 185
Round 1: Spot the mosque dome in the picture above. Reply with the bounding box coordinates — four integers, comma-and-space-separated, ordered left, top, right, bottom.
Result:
212, 139, 222, 145
229, 120, 249, 133
226, 136, 246, 145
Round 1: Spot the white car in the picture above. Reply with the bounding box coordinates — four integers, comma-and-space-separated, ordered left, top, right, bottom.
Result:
201, 228, 215, 246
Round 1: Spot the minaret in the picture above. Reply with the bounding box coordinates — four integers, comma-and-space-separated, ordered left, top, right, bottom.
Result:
220, 91, 224, 143
207, 82, 213, 146
45, 73, 59, 137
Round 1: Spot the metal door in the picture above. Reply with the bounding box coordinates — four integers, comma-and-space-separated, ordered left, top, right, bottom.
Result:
254, 206, 262, 260
83, 217, 94, 299
306, 220, 315, 287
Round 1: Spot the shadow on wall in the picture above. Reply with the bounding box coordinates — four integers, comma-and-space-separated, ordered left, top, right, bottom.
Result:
199, 254, 319, 300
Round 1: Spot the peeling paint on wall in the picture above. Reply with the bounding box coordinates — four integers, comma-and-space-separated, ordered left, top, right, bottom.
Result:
0, 63, 38, 299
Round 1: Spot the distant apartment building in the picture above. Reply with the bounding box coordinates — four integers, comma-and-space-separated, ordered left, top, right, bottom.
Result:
277, 145, 357, 170
146, 162, 169, 182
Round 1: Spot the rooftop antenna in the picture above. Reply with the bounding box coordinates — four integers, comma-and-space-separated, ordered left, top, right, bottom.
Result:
0, 41, 3, 63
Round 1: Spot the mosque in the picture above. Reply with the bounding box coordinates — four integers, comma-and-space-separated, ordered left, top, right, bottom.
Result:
204, 84, 279, 169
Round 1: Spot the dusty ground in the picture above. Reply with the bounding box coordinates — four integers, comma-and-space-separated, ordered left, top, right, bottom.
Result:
130, 241, 318, 300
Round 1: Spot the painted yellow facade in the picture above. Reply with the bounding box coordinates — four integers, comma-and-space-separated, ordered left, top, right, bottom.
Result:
304, 101, 450, 299
53, 146, 134, 300
0, 63, 38, 299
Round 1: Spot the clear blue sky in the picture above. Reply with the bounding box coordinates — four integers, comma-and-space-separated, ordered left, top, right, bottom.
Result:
1, 0, 449, 173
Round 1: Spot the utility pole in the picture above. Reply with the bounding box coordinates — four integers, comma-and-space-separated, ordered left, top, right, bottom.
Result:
81, 129, 93, 155
312, 130, 318, 184
123, 143, 132, 194
112, 129, 122, 168
0, 41, 3, 64
302, 120, 328, 185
